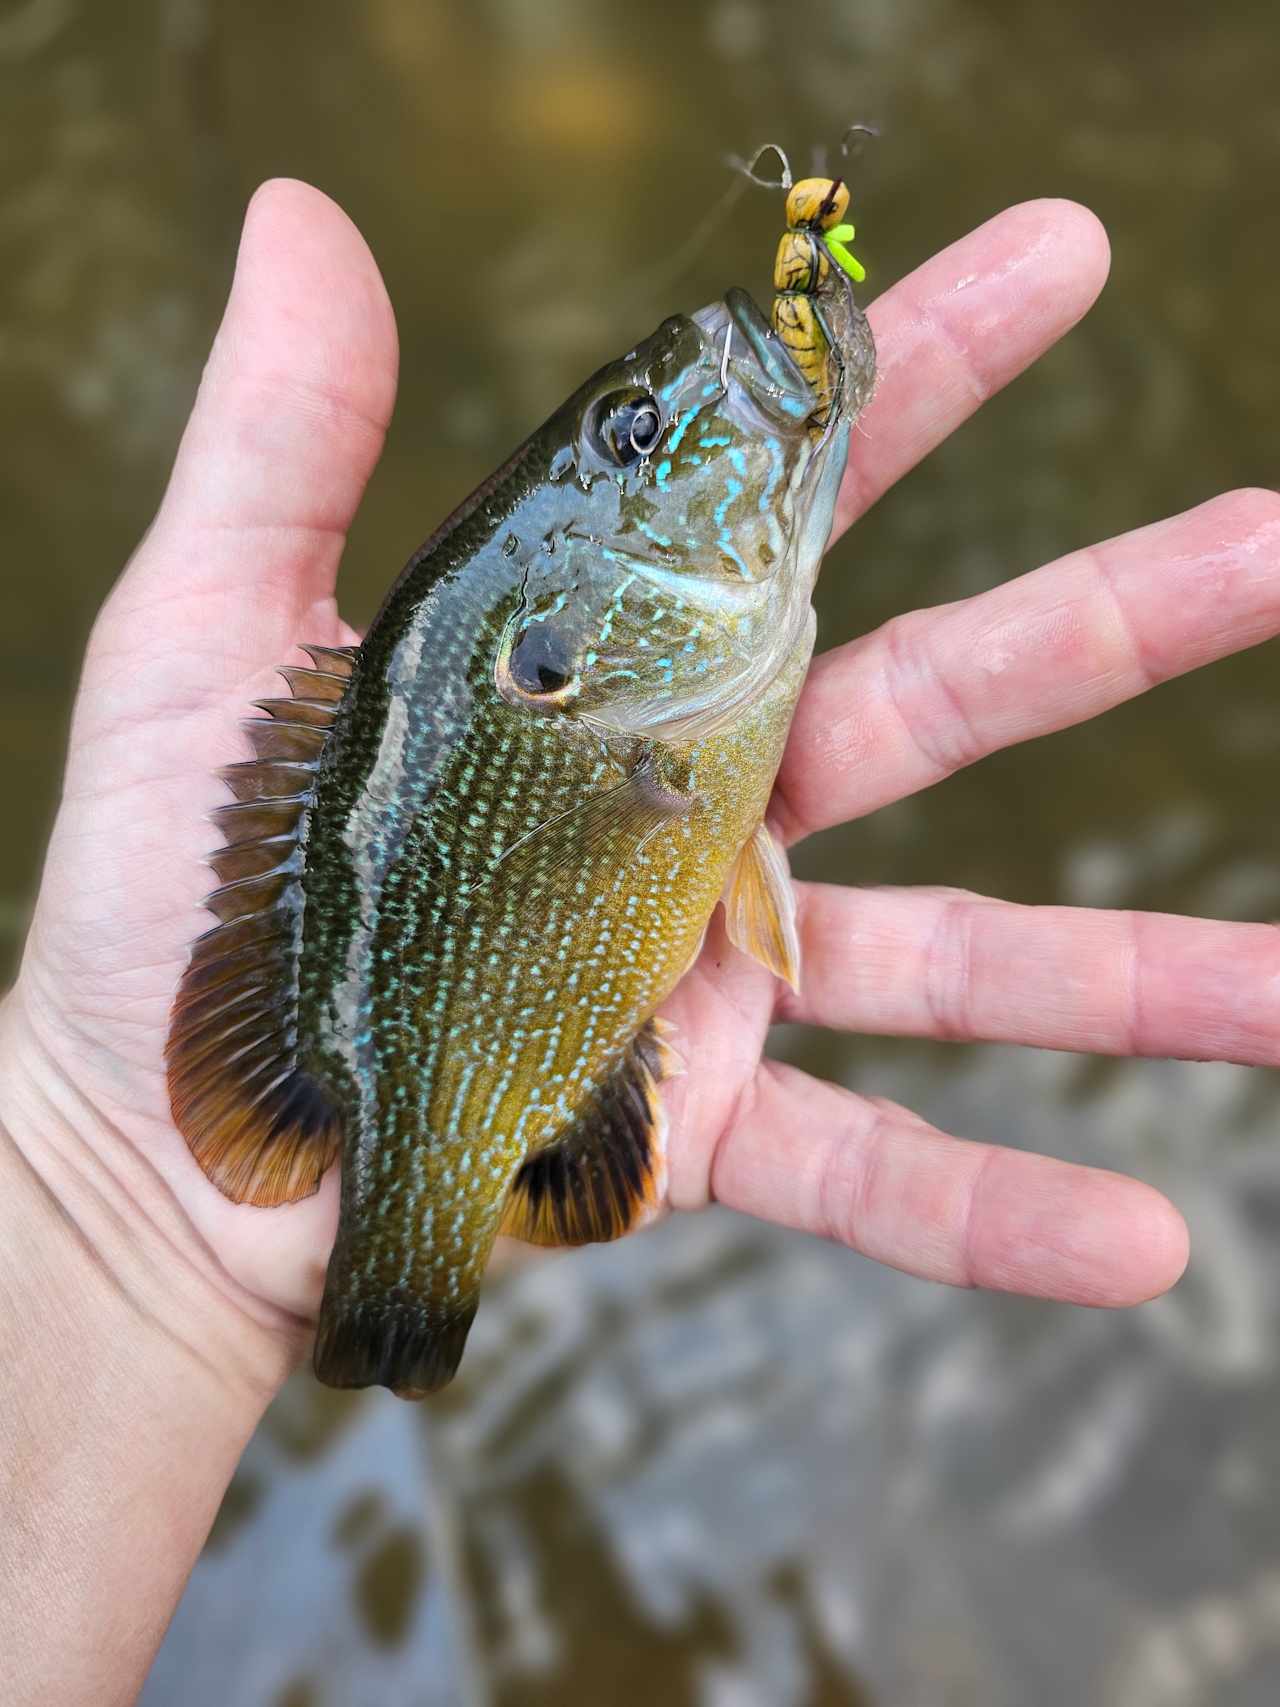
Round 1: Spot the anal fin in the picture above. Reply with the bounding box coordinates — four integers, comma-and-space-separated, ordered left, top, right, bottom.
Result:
498, 1020, 678, 1247
722, 820, 801, 990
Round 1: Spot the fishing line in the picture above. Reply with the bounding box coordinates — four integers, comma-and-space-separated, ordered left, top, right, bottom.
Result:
627, 124, 881, 309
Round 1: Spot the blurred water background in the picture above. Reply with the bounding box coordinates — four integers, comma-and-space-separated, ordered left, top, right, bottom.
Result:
3, 0, 1280, 1702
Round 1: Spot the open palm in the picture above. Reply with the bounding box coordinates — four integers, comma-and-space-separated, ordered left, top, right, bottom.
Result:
11, 179, 1280, 1364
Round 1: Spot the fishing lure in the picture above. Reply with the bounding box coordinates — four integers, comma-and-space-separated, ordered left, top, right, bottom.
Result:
771, 176, 867, 426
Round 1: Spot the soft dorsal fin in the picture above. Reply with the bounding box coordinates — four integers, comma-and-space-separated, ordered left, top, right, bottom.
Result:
722, 820, 801, 990
498, 1019, 680, 1246
165, 645, 356, 1207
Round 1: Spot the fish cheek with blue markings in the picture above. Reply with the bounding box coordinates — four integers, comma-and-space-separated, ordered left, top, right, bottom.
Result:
494, 318, 829, 743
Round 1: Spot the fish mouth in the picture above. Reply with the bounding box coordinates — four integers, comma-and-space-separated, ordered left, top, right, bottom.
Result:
693, 290, 818, 428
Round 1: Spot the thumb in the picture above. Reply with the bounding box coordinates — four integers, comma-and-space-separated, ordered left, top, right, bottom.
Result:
44, 179, 398, 984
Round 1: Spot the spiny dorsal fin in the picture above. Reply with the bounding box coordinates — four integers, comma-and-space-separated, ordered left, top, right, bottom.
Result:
498, 1019, 680, 1246
722, 820, 801, 990
165, 645, 358, 1207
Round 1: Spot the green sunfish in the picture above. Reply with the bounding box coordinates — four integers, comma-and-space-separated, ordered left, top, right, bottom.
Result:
167, 177, 877, 1396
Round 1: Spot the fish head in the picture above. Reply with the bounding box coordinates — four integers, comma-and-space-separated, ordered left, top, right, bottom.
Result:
495, 278, 876, 742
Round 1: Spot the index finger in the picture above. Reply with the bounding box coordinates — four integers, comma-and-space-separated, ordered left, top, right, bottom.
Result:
777, 488, 1280, 841
831, 197, 1111, 538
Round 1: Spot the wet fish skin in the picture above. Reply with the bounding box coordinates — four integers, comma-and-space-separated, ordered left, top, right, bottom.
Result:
167, 217, 876, 1397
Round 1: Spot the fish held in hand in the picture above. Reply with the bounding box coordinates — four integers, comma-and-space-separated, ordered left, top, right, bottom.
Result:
165, 179, 877, 1397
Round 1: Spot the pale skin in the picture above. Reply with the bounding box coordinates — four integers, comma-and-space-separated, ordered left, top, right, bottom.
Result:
2, 178, 1278, 1704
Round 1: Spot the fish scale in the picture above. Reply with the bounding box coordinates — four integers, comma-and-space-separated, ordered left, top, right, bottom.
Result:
166, 179, 877, 1395
310, 641, 797, 1362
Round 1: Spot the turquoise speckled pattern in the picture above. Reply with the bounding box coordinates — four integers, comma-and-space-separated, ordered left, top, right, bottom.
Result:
167, 198, 877, 1397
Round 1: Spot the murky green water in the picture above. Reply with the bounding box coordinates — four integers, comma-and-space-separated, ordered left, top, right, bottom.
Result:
4, 1, 1279, 1702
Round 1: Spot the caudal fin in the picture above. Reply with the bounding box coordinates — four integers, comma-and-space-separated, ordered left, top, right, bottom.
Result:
312, 1290, 478, 1399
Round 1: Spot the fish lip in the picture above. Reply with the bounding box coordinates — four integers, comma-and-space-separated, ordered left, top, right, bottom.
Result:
693, 292, 817, 426
725, 286, 815, 416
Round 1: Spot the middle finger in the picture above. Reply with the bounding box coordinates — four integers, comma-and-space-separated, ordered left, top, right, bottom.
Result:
773, 489, 1280, 842
783, 881, 1280, 1067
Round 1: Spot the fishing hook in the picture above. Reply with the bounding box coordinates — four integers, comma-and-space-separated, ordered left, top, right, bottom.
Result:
726, 140, 793, 191
840, 122, 881, 160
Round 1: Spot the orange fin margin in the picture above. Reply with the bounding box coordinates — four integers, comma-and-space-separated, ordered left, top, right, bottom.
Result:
165, 645, 356, 1207
498, 1020, 679, 1247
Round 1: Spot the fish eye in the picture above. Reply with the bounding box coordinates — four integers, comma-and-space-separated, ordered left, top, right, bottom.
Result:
504, 622, 579, 704
594, 391, 663, 465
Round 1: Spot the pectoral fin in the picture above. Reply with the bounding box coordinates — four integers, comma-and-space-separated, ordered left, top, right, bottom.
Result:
722, 820, 801, 990
476, 759, 691, 901
498, 1020, 679, 1246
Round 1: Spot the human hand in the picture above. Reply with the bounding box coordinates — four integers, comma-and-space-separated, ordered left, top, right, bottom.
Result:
5, 180, 1279, 1400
